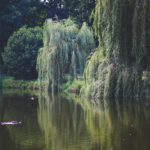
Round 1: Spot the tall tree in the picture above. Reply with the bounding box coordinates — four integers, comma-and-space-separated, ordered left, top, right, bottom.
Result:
64, 0, 96, 23
83, 0, 150, 100
0, 0, 96, 72
0, 0, 48, 68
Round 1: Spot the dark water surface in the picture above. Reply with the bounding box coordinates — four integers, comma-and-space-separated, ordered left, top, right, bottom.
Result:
0, 89, 150, 150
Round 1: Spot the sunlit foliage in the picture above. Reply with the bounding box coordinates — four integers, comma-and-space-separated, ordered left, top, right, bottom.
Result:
37, 19, 95, 92
82, 0, 150, 100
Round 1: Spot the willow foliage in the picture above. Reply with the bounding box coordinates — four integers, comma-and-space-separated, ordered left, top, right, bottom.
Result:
82, 0, 150, 100
37, 19, 95, 92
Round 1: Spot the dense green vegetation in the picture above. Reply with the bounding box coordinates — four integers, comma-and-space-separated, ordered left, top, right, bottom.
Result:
0, 0, 149, 100
3, 26, 43, 79
64, 0, 96, 23
2, 77, 38, 90
0, 0, 95, 69
0, 0, 47, 66
1, 1, 150, 150
37, 19, 95, 92
81, 0, 150, 100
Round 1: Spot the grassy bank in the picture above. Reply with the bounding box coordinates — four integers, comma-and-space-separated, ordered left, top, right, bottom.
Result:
1, 76, 86, 95
1, 76, 47, 91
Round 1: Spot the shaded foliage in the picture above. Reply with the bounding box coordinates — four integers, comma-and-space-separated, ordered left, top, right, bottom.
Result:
0, 0, 47, 67
64, 0, 96, 23
0, 0, 96, 72
3, 26, 43, 79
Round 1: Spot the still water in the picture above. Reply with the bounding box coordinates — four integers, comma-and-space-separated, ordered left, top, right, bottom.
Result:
0, 89, 150, 150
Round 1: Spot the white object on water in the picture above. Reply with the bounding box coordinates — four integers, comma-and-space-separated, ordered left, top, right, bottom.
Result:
0, 121, 22, 126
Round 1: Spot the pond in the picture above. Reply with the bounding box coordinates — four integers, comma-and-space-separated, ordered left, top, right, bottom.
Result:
0, 89, 150, 150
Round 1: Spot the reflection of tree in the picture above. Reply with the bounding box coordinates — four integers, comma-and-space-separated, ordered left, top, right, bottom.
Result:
82, 99, 150, 150
0, 91, 44, 150
38, 92, 93, 150
38, 91, 150, 150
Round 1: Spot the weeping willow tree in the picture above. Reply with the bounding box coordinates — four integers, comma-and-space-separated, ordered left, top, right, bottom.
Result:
82, 0, 150, 100
37, 19, 95, 92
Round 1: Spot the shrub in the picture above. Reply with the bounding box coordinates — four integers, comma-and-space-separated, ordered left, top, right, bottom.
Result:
3, 26, 43, 79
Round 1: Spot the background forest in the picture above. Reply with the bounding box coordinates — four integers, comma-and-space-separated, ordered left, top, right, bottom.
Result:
0, 0, 150, 100
0, 0, 96, 74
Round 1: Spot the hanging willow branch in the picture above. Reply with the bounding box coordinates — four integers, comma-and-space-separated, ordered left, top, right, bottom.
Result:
37, 19, 95, 92
82, 0, 150, 100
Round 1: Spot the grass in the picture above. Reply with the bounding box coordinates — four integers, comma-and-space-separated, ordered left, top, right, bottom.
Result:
1, 76, 47, 90
1, 75, 86, 94
61, 76, 85, 93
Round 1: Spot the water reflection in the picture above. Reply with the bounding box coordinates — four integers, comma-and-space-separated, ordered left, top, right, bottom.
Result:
0, 90, 44, 150
84, 99, 150, 150
38, 92, 91, 150
38, 92, 150, 150
0, 90, 150, 150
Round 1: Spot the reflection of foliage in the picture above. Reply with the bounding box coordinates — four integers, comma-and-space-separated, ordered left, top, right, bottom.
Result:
38, 92, 150, 150
82, 98, 150, 150
37, 92, 92, 150
37, 19, 95, 92
0, 91, 44, 149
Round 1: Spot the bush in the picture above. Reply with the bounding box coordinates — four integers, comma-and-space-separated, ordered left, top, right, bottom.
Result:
61, 76, 85, 92
1, 76, 46, 90
3, 26, 43, 79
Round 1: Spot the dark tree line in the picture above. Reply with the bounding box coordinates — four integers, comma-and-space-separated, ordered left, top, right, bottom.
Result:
0, 0, 47, 66
0, 0, 96, 78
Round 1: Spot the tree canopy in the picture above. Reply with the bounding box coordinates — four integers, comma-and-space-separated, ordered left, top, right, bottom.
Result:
82, 0, 150, 100
0, 0, 96, 69
0, 0, 47, 67
37, 19, 95, 92
3, 26, 43, 79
